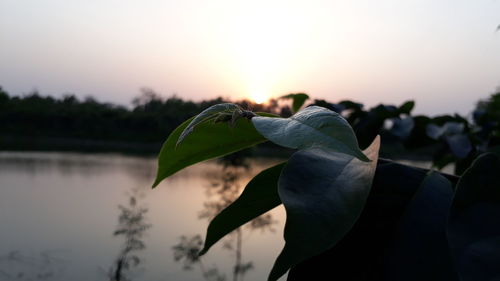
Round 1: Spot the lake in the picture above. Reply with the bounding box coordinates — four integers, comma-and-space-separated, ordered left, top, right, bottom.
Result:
0, 152, 287, 281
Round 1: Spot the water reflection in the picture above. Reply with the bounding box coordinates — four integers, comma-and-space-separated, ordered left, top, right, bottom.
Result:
0, 152, 155, 181
106, 187, 152, 281
173, 152, 277, 281
173, 235, 226, 281
0, 152, 286, 281
0, 250, 68, 280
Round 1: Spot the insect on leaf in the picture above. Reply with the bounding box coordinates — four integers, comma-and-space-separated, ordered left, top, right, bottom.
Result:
152, 112, 277, 188
177, 103, 241, 145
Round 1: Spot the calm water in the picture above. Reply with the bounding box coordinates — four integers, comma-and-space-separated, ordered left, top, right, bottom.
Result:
0, 152, 287, 281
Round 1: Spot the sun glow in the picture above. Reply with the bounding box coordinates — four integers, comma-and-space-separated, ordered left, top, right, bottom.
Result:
205, 1, 325, 104
250, 91, 269, 104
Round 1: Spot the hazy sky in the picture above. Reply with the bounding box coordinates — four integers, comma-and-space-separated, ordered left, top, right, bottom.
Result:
1, 0, 499, 115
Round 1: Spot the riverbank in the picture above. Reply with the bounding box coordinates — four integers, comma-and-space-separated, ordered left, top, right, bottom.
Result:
0, 135, 298, 158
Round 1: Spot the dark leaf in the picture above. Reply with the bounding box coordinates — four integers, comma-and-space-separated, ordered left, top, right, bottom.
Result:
280, 93, 309, 113
199, 162, 286, 255
312, 99, 345, 113
426, 122, 465, 140
268, 136, 380, 281
353, 104, 399, 148
338, 100, 364, 111
399, 100, 415, 114
389, 116, 414, 139
288, 160, 459, 281
448, 153, 500, 281
446, 134, 472, 159
427, 124, 444, 140
384, 172, 457, 281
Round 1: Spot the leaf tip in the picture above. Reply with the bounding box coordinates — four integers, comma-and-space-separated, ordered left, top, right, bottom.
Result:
359, 135, 381, 162
267, 267, 285, 281
358, 152, 371, 162
152, 171, 166, 188
197, 248, 208, 257
151, 179, 161, 189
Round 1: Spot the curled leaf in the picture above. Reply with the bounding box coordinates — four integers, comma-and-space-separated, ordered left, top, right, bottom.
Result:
177, 103, 241, 145
252, 106, 369, 161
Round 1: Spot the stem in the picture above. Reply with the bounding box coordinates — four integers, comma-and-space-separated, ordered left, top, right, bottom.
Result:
233, 228, 243, 281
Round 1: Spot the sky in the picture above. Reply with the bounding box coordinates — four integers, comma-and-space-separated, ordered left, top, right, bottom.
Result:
1, 0, 499, 115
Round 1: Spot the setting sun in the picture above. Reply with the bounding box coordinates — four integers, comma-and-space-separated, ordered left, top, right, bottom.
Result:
250, 91, 269, 104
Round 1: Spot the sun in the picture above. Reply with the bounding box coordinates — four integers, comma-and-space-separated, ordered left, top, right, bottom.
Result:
250, 91, 269, 104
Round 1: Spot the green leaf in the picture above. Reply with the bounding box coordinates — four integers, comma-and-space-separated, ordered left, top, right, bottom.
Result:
152, 113, 272, 188
177, 103, 241, 145
252, 106, 369, 162
280, 93, 309, 113
399, 100, 415, 114
447, 153, 500, 281
268, 136, 380, 281
199, 162, 286, 255
385, 172, 457, 281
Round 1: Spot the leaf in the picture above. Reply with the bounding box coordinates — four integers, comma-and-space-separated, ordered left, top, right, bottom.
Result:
339, 100, 364, 111
426, 124, 443, 140
447, 153, 500, 281
199, 162, 286, 255
446, 134, 472, 159
384, 172, 457, 281
252, 106, 369, 162
152, 113, 273, 187
287, 160, 459, 281
352, 104, 400, 149
268, 136, 380, 281
427, 122, 465, 140
280, 93, 309, 113
177, 103, 241, 145
399, 100, 415, 114
389, 116, 414, 139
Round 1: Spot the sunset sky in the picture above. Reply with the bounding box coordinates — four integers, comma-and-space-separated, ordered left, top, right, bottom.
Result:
1, 0, 499, 115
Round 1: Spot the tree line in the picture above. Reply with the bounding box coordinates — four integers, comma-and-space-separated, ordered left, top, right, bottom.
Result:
0, 85, 499, 173
0, 87, 283, 143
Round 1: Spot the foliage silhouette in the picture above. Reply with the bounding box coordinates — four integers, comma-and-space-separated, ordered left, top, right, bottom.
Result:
154, 100, 500, 281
